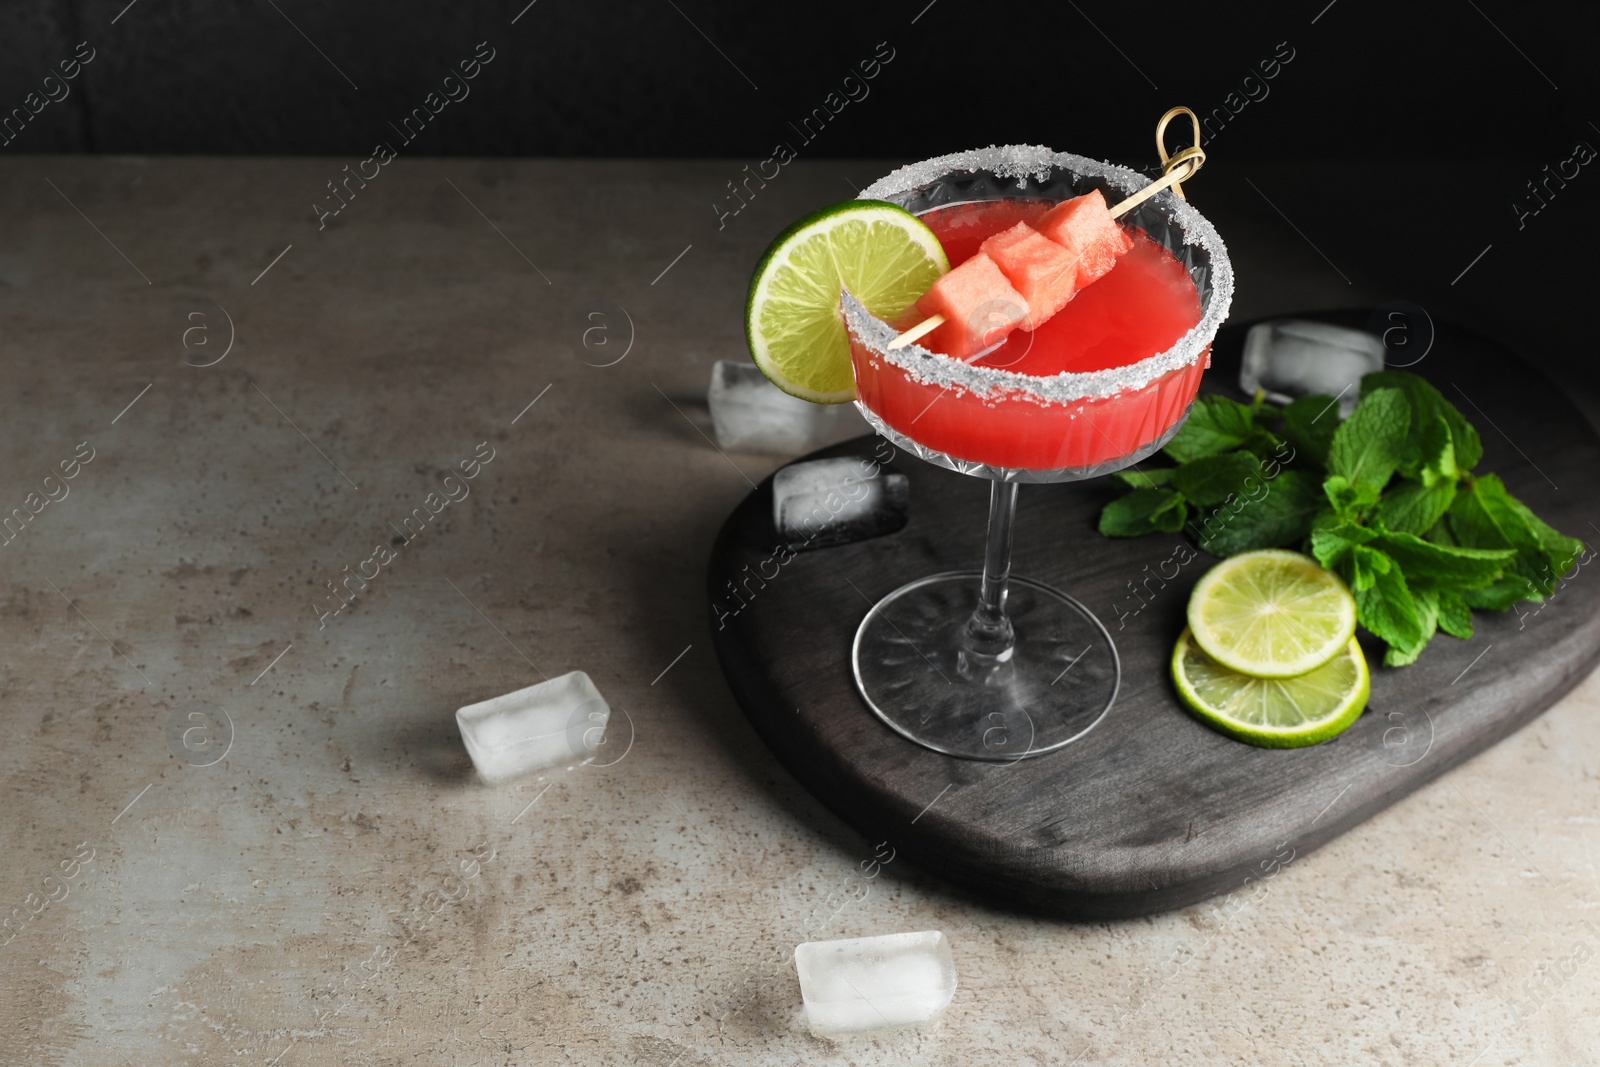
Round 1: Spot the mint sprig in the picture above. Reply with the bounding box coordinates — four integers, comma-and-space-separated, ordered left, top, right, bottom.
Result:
1098, 369, 1584, 667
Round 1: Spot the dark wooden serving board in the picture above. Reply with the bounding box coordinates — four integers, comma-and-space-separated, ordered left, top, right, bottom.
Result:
708, 311, 1600, 919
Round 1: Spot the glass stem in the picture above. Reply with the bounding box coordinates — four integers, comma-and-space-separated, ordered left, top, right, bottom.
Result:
964, 479, 1018, 660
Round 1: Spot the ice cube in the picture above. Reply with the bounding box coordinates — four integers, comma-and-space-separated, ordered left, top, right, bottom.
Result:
1239, 319, 1385, 416
772, 456, 909, 550
707, 360, 868, 455
455, 671, 610, 785
794, 930, 958, 1039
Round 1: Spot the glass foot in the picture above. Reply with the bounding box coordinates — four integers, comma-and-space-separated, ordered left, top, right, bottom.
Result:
852, 572, 1120, 761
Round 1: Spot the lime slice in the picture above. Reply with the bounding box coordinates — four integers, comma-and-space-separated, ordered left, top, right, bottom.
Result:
1186, 549, 1357, 679
1172, 628, 1369, 748
745, 200, 947, 403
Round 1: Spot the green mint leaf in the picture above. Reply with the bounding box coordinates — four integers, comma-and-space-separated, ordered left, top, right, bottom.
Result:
1323, 474, 1382, 523
1449, 474, 1580, 596
1373, 478, 1457, 535
1371, 527, 1515, 586
1412, 414, 1458, 486
1496, 482, 1584, 585
1099, 488, 1188, 537
1310, 522, 1376, 571
1433, 588, 1474, 640
1280, 394, 1341, 467
1346, 539, 1391, 591
1461, 572, 1542, 611
1346, 545, 1425, 656
1308, 501, 1346, 538
1425, 517, 1457, 546
1259, 439, 1300, 477
1162, 395, 1263, 463
1384, 585, 1439, 667
1448, 478, 1543, 591
1113, 466, 1177, 489
1447, 483, 1494, 544
1189, 469, 1322, 556
1171, 452, 1261, 507
1361, 370, 1483, 471
1327, 387, 1410, 490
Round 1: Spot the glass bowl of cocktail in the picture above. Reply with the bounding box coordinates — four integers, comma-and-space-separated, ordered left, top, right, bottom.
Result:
745, 135, 1232, 761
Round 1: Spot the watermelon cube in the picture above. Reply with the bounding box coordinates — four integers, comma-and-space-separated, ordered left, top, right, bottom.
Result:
913, 252, 1029, 360
979, 222, 1083, 330
1036, 189, 1134, 291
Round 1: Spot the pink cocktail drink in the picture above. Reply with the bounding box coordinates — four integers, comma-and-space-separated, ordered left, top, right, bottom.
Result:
850, 199, 1209, 472
839, 145, 1231, 761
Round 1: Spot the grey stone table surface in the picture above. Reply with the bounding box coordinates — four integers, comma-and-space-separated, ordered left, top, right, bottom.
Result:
0, 156, 1597, 1067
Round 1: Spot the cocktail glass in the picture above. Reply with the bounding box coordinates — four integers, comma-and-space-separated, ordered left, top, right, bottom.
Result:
839, 145, 1233, 761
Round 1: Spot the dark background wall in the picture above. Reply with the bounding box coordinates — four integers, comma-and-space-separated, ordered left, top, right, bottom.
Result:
0, 0, 1591, 161
4, 0, 1597, 402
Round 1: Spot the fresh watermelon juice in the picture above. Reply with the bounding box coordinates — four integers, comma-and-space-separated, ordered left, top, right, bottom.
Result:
850, 198, 1207, 471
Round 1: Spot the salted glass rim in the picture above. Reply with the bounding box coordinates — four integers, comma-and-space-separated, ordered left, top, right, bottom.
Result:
841, 144, 1234, 404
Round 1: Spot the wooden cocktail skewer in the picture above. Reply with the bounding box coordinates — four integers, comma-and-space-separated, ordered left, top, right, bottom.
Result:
886, 106, 1207, 352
